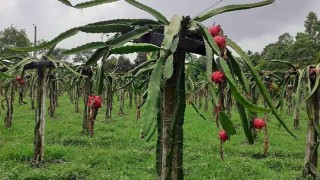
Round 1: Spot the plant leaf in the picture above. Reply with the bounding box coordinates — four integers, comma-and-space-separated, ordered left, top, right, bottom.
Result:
189, 101, 206, 120
58, 0, 73, 6
129, 59, 157, 74
58, 0, 118, 9
125, 0, 169, 24
96, 65, 105, 94
193, 0, 275, 22
219, 112, 236, 135
85, 47, 109, 66
236, 103, 254, 144
227, 38, 296, 138
118, 66, 154, 90
299, 64, 320, 108
75, 0, 118, 8
86, 18, 160, 26
205, 40, 212, 81
63, 42, 107, 55
227, 51, 249, 93
109, 43, 159, 55
79, 24, 133, 34
220, 58, 271, 113
162, 15, 182, 50
140, 59, 164, 137
204, 40, 219, 106
271, 59, 297, 71
8, 57, 36, 72
0, 72, 11, 78
45, 56, 84, 77
108, 26, 150, 47
163, 54, 173, 79
7, 28, 79, 52
293, 69, 305, 114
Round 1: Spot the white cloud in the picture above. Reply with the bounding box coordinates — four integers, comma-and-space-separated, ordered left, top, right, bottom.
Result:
0, 0, 17, 10
237, 22, 306, 53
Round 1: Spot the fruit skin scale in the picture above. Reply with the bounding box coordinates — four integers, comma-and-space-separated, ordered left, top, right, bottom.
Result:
219, 130, 229, 142
211, 71, 225, 84
87, 96, 102, 109
213, 36, 226, 49
208, 25, 221, 37
253, 118, 266, 129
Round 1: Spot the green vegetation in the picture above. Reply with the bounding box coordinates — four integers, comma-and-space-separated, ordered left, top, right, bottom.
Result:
0, 95, 308, 179
0, 1, 319, 179
252, 11, 320, 70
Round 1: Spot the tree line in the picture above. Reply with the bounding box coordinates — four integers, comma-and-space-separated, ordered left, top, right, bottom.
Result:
0, 26, 148, 73
250, 11, 320, 70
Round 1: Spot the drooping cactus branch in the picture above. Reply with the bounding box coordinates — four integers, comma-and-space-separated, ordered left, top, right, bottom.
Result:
303, 73, 320, 178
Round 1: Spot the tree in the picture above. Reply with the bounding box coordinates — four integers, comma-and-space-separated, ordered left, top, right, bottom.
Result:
261, 33, 293, 60
51, 48, 70, 61
34, 40, 69, 61
278, 32, 294, 44
103, 56, 117, 72
103, 55, 133, 73
134, 52, 148, 65
289, 32, 319, 66
0, 26, 31, 60
285, 12, 320, 67
259, 33, 294, 70
116, 55, 133, 73
256, 12, 320, 70
249, 51, 262, 67
304, 12, 320, 46
304, 12, 319, 38
73, 50, 93, 63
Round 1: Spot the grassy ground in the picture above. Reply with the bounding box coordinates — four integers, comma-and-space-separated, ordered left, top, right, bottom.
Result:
0, 94, 311, 179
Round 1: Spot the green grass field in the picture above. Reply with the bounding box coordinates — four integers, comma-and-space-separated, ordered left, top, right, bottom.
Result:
0, 94, 311, 179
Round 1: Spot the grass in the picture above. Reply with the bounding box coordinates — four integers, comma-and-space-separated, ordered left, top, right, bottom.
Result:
0, 94, 312, 179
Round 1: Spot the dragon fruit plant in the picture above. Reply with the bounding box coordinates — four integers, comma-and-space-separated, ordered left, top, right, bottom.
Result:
8, 0, 296, 179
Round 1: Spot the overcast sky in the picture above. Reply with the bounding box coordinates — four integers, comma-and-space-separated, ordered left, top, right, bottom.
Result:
1, 0, 319, 58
